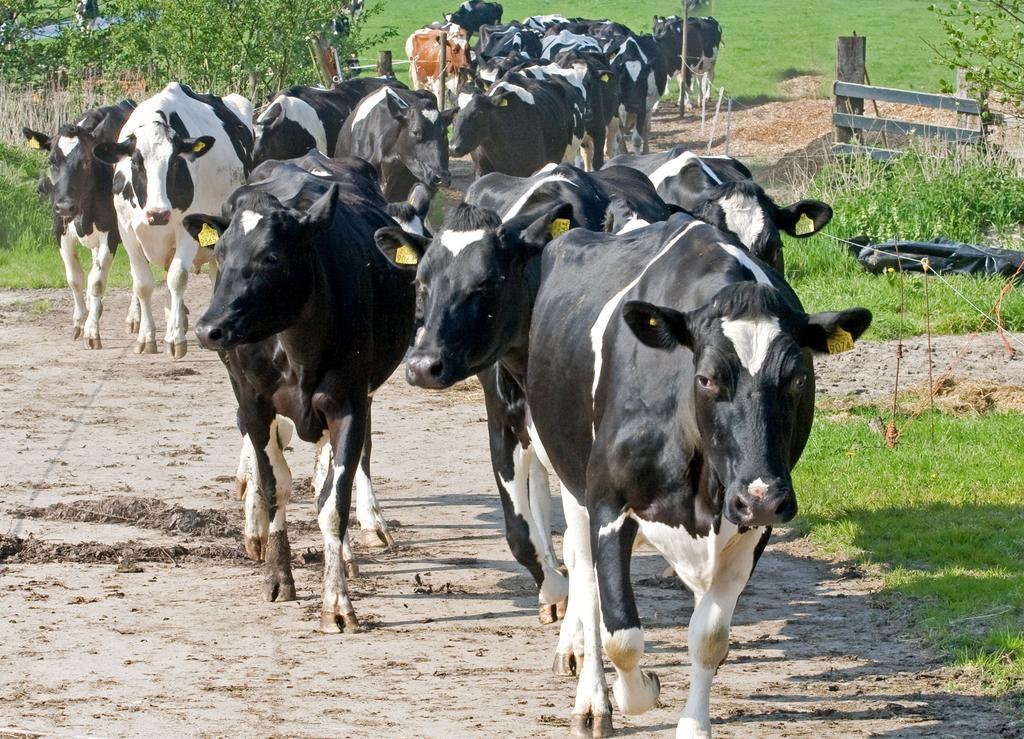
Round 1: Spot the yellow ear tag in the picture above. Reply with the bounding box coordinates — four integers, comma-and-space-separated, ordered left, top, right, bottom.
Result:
648, 316, 657, 326
600, 73, 610, 82
826, 327, 854, 355
499, 98, 509, 107
198, 223, 219, 248
550, 218, 570, 238
193, 140, 206, 153
795, 213, 815, 236
28, 137, 40, 149
395, 244, 419, 266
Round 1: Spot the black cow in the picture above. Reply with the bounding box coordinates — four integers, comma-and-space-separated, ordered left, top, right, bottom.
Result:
451, 72, 583, 176
446, 0, 502, 37
653, 15, 723, 108
525, 212, 871, 736
187, 157, 417, 633
23, 99, 136, 348
605, 147, 833, 270
335, 86, 453, 201
252, 78, 404, 165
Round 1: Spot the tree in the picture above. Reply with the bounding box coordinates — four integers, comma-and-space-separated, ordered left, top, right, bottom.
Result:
931, 0, 1024, 105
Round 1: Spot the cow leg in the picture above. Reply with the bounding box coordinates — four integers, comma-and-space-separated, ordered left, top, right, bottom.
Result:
591, 125, 606, 170
528, 452, 568, 621
562, 487, 612, 737
354, 400, 395, 548
237, 433, 268, 560
605, 117, 622, 160
125, 291, 140, 335
595, 509, 660, 716
82, 234, 114, 349
312, 432, 360, 577
553, 518, 584, 676
677, 530, 764, 738
578, 134, 595, 172
122, 229, 158, 354
316, 391, 366, 633
164, 236, 196, 359
58, 229, 87, 341
262, 416, 296, 601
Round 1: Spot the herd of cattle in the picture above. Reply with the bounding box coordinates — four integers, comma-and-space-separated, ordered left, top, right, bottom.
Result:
20, 2, 874, 736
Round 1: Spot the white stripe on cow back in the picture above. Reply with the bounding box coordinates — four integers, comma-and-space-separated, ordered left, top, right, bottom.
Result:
440, 229, 486, 256
589, 221, 702, 431
260, 95, 328, 153
719, 191, 766, 250
351, 87, 406, 127
718, 242, 772, 285
57, 136, 79, 155
240, 210, 263, 234
502, 174, 576, 220
648, 150, 722, 190
489, 81, 535, 105
617, 217, 650, 234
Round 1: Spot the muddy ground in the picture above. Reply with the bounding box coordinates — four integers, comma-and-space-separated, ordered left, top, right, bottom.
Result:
1, 278, 1021, 737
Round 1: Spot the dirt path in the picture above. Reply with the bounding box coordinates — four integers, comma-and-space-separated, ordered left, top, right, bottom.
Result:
0, 286, 1018, 737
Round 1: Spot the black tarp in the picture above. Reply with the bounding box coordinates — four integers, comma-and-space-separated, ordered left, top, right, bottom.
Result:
848, 236, 1024, 283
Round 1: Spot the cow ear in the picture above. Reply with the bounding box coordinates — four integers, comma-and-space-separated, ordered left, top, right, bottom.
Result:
500, 202, 573, 261
490, 92, 512, 108
800, 308, 872, 354
385, 91, 411, 121
300, 184, 340, 234
23, 128, 51, 151
441, 108, 458, 127
623, 301, 694, 350
375, 227, 431, 268
777, 199, 833, 238
183, 214, 230, 246
94, 139, 135, 164
180, 136, 216, 160
257, 102, 283, 126
408, 183, 432, 218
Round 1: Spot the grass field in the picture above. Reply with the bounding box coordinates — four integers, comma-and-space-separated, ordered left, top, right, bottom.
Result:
796, 407, 1024, 702
364, 0, 951, 101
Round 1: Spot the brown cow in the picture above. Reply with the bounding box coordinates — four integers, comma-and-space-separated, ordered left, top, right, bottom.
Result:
405, 24, 472, 108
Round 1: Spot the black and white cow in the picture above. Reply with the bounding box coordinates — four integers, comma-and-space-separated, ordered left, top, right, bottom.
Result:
524, 212, 871, 736
23, 99, 135, 348
252, 78, 404, 165
523, 14, 572, 33
188, 158, 417, 632
605, 147, 833, 270
653, 15, 723, 108
609, 33, 667, 155
446, 0, 502, 37
539, 28, 602, 60
376, 163, 671, 621
94, 82, 254, 359
451, 72, 583, 176
335, 86, 453, 201
476, 22, 543, 71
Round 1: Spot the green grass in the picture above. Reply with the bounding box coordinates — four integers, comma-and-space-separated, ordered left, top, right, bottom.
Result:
364, 0, 951, 101
795, 407, 1024, 700
0, 141, 133, 289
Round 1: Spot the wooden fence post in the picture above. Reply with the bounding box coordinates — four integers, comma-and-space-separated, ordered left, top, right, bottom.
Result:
376, 50, 393, 77
679, 1, 690, 117
438, 32, 448, 108
835, 35, 866, 144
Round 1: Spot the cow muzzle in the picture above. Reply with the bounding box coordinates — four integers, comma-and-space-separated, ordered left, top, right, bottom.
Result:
55, 199, 78, 218
727, 477, 797, 527
145, 208, 171, 226
195, 318, 233, 351
405, 351, 449, 389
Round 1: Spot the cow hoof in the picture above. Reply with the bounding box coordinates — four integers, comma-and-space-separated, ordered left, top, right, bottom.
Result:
570, 711, 613, 738
243, 535, 265, 562
361, 527, 393, 549
556, 597, 568, 620
613, 670, 660, 715
552, 651, 579, 677
72, 326, 83, 340
263, 573, 296, 603
320, 609, 361, 634
172, 341, 187, 359
126, 320, 140, 335
345, 559, 360, 579
85, 337, 102, 350
676, 717, 711, 739
538, 602, 559, 625
134, 340, 158, 354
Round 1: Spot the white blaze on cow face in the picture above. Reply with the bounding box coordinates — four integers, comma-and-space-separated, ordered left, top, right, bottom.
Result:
440, 228, 486, 256
240, 210, 263, 235
422, 109, 439, 124
719, 191, 767, 250
457, 91, 475, 109
134, 120, 177, 214
625, 61, 642, 82
57, 136, 80, 156
720, 316, 782, 376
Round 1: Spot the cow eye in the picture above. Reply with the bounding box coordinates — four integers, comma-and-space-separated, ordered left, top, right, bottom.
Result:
263, 253, 279, 266
696, 374, 717, 392
793, 373, 808, 389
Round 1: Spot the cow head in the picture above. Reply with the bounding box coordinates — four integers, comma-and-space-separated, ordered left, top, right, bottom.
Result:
691, 180, 832, 271
25, 125, 104, 220
189, 186, 339, 350
623, 283, 871, 528
375, 201, 571, 388
388, 92, 454, 190
252, 98, 319, 165
95, 117, 215, 226
449, 89, 521, 157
